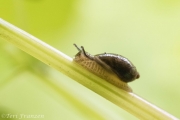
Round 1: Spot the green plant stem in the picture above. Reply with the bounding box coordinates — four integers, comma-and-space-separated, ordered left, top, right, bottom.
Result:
0, 18, 178, 120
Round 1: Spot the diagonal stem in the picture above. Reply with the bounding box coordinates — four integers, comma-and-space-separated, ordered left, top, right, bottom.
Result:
0, 18, 178, 120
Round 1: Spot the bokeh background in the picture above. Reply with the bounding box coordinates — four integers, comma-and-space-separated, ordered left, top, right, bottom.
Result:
0, 0, 180, 119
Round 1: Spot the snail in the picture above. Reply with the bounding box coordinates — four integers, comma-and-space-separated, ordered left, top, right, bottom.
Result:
73, 44, 140, 91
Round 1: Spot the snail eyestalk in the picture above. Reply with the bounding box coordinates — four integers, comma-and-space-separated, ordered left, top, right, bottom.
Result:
80, 46, 89, 57
73, 43, 81, 51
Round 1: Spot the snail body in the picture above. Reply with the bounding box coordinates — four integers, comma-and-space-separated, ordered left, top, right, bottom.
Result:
73, 44, 140, 92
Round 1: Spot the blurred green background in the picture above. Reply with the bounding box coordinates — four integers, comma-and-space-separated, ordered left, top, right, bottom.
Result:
0, 0, 180, 119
